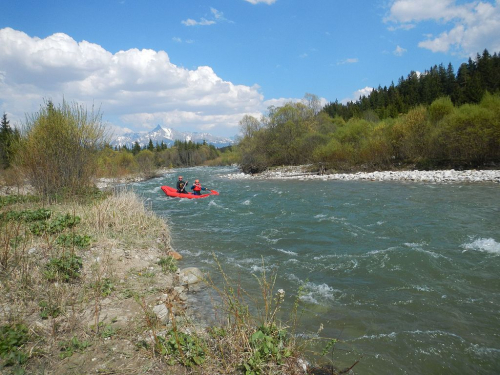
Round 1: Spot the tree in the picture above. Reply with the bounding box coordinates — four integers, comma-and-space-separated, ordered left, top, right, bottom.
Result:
0, 113, 14, 168
239, 115, 261, 138
15, 100, 109, 197
132, 141, 141, 155
147, 139, 154, 152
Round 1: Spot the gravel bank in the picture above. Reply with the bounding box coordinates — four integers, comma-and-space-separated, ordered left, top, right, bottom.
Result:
226, 166, 500, 183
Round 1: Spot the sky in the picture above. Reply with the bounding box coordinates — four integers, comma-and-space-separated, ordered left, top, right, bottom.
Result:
1, 0, 500, 138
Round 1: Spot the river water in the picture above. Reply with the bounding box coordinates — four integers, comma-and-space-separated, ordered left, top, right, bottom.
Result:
132, 166, 500, 374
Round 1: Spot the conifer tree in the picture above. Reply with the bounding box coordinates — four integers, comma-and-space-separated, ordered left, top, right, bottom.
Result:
0, 113, 14, 168
147, 138, 154, 152
132, 141, 141, 155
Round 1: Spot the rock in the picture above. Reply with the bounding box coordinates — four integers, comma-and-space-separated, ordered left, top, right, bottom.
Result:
152, 304, 170, 323
179, 267, 204, 286
168, 250, 183, 260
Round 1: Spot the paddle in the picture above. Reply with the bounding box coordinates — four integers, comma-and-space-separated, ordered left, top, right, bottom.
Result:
179, 180, 188, 194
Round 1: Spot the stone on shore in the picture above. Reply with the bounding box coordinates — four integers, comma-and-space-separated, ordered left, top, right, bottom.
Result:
179, 267, 204, 286
225, 166, 500, 183
168, 250, 183, 260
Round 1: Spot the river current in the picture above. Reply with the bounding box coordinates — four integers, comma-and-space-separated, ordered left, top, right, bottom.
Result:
131, 166, 500, 374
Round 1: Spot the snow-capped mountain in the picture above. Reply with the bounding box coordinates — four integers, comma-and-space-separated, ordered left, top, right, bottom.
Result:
111, 125, 235, 148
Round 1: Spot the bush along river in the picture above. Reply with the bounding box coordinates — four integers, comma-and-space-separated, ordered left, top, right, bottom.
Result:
131, 166, 500, 374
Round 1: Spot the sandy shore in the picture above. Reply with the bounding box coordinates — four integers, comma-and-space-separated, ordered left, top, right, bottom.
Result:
226, 166, 500, 183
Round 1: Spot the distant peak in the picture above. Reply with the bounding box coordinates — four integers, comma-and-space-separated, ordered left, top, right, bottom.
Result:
152, 124, 164, 131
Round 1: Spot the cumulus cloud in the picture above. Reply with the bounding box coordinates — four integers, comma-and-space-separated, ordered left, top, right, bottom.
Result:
244, 0, 277, 4
341, 86, 374, 104
0, 27, 264, 136
386, 0, 500, 56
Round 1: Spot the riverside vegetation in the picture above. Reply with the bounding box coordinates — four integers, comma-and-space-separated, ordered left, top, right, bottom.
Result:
238, 51, 500, 174
0, 101, 349, 374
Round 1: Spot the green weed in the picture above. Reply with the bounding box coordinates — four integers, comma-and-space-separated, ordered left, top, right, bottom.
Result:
242, 324, 292, 375
0, 323, 29, 367
157, 256, 178, 273
56, 233, 92, 248
156, 330, 206, 367
59, 336, 91, 359
44, 254, 83, 282
39, 300, 61, 319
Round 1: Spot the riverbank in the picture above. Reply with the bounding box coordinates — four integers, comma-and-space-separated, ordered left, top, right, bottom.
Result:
226, 165, 500, 183
0, 187, 310, 375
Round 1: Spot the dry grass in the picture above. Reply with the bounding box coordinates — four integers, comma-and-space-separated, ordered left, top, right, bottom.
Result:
0, 190, 177, 374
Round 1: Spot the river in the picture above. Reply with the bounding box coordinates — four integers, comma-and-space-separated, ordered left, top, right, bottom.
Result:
131, 166, 500, 374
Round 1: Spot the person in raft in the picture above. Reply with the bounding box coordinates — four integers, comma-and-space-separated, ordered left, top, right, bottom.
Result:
191, 179, 209, 195
176, 176, 188, 194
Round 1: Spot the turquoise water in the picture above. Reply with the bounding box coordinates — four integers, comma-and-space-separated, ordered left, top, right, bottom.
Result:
133, 166, 500, 374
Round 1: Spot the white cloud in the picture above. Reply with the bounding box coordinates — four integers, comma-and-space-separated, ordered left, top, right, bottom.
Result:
263, 95, 328, 110
244, 0, 277, 4
341, 86, 374, 104
172, 37, 194, 44
181, 18, 215, 26
337, 58, 359, 65
181, 8, 229, 26
0, 27, 264, 136
386, 0, 500, 56
393, 45, 407, 56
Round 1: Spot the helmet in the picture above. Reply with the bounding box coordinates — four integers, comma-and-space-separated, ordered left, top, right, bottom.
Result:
178, 176, 183, 179
195, 179, 199, 183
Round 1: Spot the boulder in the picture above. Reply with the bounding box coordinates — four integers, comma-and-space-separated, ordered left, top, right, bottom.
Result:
152, 304, 170, 324
179, 267, 204, 286
168, 250, 183, 260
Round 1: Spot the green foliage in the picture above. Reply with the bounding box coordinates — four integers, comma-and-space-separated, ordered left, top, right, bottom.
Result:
321, 338, 338, 356
1, 208, 51, 223
56, 233, 91, 248
0, 112, 19, 169
429, 96, 454, 123
29, 213, 81, 236
15, 100, 108, 197
0, 323, 29, 367
59, 336, 91, 359
241, 324, 291, 375
156, 330, 206, 367
157, 256, 178, 273
39, 300, 61, 319
91, 321, 117, 338
324, 50, 500, 121
44, 254, 83, 282
0, 195, 39, 208
90, 278, 115, 297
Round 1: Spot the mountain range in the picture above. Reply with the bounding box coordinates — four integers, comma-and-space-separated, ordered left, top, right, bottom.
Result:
110, 125, 236, 149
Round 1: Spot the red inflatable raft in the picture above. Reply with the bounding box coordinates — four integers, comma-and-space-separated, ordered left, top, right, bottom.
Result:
161, 185, 219, 199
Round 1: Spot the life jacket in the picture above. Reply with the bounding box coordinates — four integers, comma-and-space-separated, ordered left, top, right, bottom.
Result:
193, 182, 202, 192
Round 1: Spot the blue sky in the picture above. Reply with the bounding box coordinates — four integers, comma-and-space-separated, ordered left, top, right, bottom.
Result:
1, 0, 499, 138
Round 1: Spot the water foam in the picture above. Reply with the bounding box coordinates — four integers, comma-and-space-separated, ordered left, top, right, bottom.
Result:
462, 238, 500, 255
276, 248, 298, 256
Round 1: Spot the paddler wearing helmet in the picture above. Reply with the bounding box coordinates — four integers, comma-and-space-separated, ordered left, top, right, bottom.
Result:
190, 179, 209, 195
176, 176, 188, 193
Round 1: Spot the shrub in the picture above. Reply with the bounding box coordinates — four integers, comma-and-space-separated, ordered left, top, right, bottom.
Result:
15, 100, 109, 197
